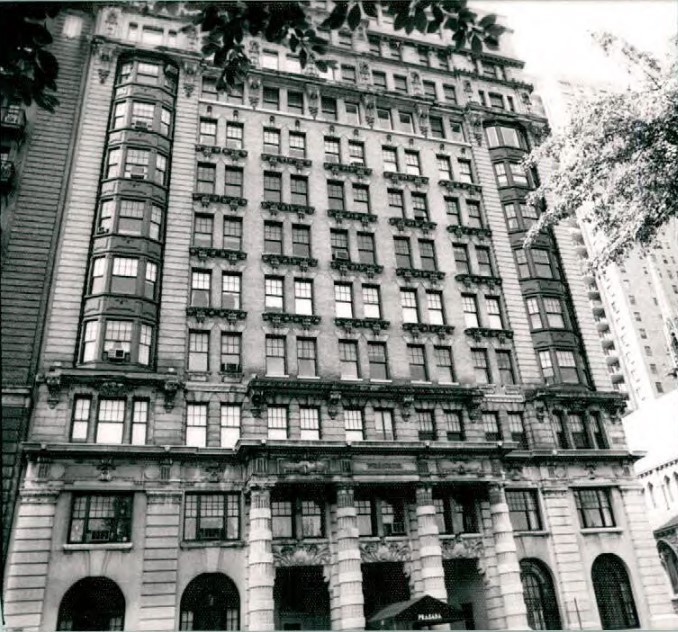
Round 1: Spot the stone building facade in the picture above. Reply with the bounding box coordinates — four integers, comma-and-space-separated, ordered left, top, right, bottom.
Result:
3, 4, 677, 631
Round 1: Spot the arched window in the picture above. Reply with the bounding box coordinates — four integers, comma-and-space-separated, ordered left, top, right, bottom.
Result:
180, 573, 240, 630
647, 483, 656, 508
57, 577, 125, 631
658, 542, 678, 595
519, 559, 562, 630
592, 554, 640, 629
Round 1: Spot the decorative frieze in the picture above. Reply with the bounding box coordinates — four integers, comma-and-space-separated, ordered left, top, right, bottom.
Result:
335, 317, 390, 333
261, 153, 312, 169
189, 246, 247, 263
440, 534, 484, 560
262, 312, 321, 328
327, 209, 377, 225
261, 200, 315, 218
383, 171, 429, 187
272, 542, 331, 567
438, 179, 483, 195
261, 253, 318, 271
402, 322, 455, 338
192, 192, 248, 211
323, 162, 373, 177
330, 260, 383, 277
360, 539, 411, 563
395, 267, 445, 283
464, 327, 514, 344
447, 224, 493, 240
388, 217, 437, 233
185, 307, 247, 323
455, 273, 503, 289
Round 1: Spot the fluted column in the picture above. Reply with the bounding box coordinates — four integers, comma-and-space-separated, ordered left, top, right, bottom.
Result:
415, 485, 447, 600
332, 485, 365, 629
247, 486, 275, 631
489, 484, 529, 630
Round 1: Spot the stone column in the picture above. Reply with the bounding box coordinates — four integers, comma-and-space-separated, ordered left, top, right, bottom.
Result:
332, 485, 365, 629
489, 484, 530, 630
247, 486, 275, 631
415, 485, 447, 600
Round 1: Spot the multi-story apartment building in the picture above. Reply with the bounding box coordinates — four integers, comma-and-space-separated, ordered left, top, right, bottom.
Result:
537, 77, 678, 409
4, 4, 677, 631
1, 9, 96, 563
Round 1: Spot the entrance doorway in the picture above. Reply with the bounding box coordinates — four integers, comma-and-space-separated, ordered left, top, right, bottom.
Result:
362, 561, 411, 620
274, 565, 331, 630
443, 559, 489, 629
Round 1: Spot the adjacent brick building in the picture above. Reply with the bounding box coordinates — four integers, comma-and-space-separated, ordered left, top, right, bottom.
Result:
3, 4, 677, 631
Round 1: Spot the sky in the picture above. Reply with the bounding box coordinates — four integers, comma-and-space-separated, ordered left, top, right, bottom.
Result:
473, 0, 677, 83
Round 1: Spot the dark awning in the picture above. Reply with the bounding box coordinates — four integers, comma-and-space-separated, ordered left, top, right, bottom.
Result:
368, 595, 465, 629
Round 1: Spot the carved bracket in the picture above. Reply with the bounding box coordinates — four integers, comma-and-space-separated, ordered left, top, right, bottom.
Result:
162, 376, 185, 411
327, 390, 342, 418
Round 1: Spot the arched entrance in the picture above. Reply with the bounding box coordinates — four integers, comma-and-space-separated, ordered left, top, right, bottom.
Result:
180, 573, 240, 630
658, 541, 678, 594
519, 559, 562, 630
57, 577, 125, 631
592, 554, 640, 629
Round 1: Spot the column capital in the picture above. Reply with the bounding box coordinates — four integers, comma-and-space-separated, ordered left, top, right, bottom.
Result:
336, 485, 355, 508
416, 484, 434, 506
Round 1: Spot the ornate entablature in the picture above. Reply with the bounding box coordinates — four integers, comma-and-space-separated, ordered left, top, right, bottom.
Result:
192, 192, 248, 212
189, 246, 247, 263
261, 200, 315, 219
327, 209, 378, 226
388, 217, 437, 234
36, 366, 185, 411
525, 387, 628, 422
186, 307, 247, 323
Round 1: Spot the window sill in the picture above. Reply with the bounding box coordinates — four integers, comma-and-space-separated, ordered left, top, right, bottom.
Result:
513, 530, 550, 537
580, 527, 623, 535
180, 540, 245, 550
297, 375, 321, 380
340, 377, 363, 381
438, 532, 482, 539
63, 542, 133, 552
370, 378, 392, 383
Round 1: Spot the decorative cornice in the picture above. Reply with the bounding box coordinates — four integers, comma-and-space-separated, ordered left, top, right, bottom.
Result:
272, 541, 331, 567
262, 312, 321, 328
330, 260, 384, 277
440, 534, 484, 560
447, 225, 492, 240
186, 307, 247, 323
403, 323, 455, 338
194, 143, 221, 158
453, 67, 533, 91
323, 162, 373, 177
189, 246, 247, 263
261, 200, 315, 217
261, 153, 312, 169
222, 147, 249, 160
388, 217, 437, 233
525, 388, 628, 420
396, 268, 445, 283
438, 179, 483, 195
261, 254, 318, 271
360, 539, 410, 563
327, 209, 377, 225
455, 273, 503, 289
383, 171, 429, 187
335, 317, 390, 333
464, 327, 514, 344
192, 192, 248, 211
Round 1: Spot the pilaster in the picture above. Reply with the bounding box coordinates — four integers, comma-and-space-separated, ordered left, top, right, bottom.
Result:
415, 485, 447, 601
488, 484, 529, 630
138, 490, 182, 630
331, 485, 366, 630
247, 486, 275, 631
3, 490, 59, 631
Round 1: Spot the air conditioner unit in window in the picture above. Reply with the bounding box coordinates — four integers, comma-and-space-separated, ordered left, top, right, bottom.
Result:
97, 226, 109, 234
4, 113, 21, 125
222, 363, 242, 373
133, 120, 149, 130
332, 251, 349, 260
129, 166, 146, 179
104, 348, 129, 362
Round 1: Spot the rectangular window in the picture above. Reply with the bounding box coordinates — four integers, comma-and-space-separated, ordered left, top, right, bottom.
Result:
186, 403, 208, 447
538, 350, 555, 383
71, 397, 91, 441
202, 76, 217, 98
462, 294, 479, 328
445, 411, 464, 441
472, 349, 491, 384
556, 350, 579, 383
150, 205, 162, 241
382, 499, 406, 535
506, 490, 542, 531
155, 154, 167, 186
375, 409, 395, 440
294, 279, 313, 315
368, 342, 389, 380
289, 131, 306, 157
430, 116, 445, 139
339, 340, 359, 379
341, 64, 356, 82
397, 110, 414, 133
394, 237, 412, 268
388, 189, 405, 217
445, 198, 461, 225
419, 240, 437, 271
437, 155, 452, 180
223, 166, 243, 198
353, 184, 370, 214
443, 84, 457, 103
376, 108, 392, 130
124, 148, 150, 180
103, 320, 132, 357
220, 404, 241, 448
515, 249, 529, 278
95, 399, 125, 444
466, 201, 483, 228
574, 488, 615, 528
330, 229, 350, 259
453, 244, 470, 274
532, 249, 554, 278
435, 347, 455, 383
225, 122, 243, 149
131, 101, 155, 129
117, 199, 144, 235
138, 324, 152, 366
569, 413, 591, 449
405, 151, 421, 176
267, 406, 288, 440
476, 247, 493, 276
263, 222, 283, 255
324, 137, 341, 163
262, 49, 279, 70
290, 175, 308, 206
457, 159, 473, 184
223, 217, 243, 251
327, 181, 345, 211
263, 128, 281, 154
334, 283, 354, 318
417, 409, 436, 440
82, 321, 99, 362
321, 96, 337, 121
503, 202, 519, 230
184, 493, 240, 541
266, 336, 287, 376
188, 331, 209, 372
408, 344, 428, 381
357, 232, 376, 264
222, 273, 241, 310
297, 337, 317, 377
482, 412, 501, 441
348, 140, 365, 164
507, 412, 527, 447
196, 163, 216, 194
271, 500, 293, 537
393, 74, 408, 93
356, 497, 376, 535
372, 70, 387, 88
111, 257, 138, 295
287, 90, 304, 114
300, 407, 321, 440
131, 400, 148, 445
344, 409, 364, 441
544, 297, 565, 328
346, 102, 361, 126
485, 296, 504, 329
427, 291, 445, 325
190, 270, 211, 307
525, 297, 542, 329
361, 285, 381, 319
382, 146, 399, 172
69, 494, 132, 544
263, 86, 280, 109
265, 276, 284, 312
401, 289, 419, 323
496, 350, 516, 385
199, 118, 217, 145
221, 333, 241, 372
412, 193, 428, 220
193, 214, 213, 247
509, 162, 529, 186
292, 225, 311, 257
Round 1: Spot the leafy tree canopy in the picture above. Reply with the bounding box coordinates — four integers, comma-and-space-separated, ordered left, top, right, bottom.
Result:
1, 1, 505, 111
524, 33, 678, 270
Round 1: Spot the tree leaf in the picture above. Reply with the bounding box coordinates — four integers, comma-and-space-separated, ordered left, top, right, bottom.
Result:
479, 14, 496, 28
347, 3, 362, 30
321, 1, 348, 29
362, 1, 378, 18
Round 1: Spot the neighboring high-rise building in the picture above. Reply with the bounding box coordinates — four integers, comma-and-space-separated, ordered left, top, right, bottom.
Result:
3, 5, 676, 631
537, 77, 678, 409
0, 9, 95, 564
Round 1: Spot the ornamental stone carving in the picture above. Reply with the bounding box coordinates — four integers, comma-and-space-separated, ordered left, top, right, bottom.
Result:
440, 535, 484, 560
360, 539, 411, 563
279, 459, 328, 475
272, 542, 331, 567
